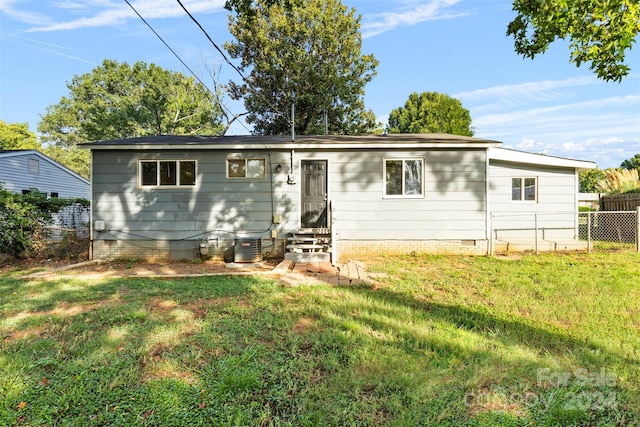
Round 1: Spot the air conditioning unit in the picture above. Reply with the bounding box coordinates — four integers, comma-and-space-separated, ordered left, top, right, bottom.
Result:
234, 238, 262, 263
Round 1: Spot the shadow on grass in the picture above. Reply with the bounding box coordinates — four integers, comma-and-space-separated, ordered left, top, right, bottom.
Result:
326, 283, 637, 424
1, 270, 637, 426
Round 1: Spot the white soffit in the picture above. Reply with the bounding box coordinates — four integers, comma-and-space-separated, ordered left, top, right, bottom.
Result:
488, 147, 596, 170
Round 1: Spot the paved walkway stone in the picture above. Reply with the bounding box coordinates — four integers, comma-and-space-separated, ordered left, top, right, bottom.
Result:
276, 259, 374, 286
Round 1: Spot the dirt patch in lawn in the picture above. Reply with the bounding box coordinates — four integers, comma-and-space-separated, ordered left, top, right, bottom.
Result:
5, 258, 282, 279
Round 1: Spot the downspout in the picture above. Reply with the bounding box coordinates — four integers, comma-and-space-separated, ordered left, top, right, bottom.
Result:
89, 149, 94, 260
486, 148, 491, 255
287, 149, 296, 185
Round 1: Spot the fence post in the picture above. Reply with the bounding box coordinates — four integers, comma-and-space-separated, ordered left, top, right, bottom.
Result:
636, 207, 640, 253
587, 211, 592, 254
489, 214, 494, 256
534, 213, 539, 255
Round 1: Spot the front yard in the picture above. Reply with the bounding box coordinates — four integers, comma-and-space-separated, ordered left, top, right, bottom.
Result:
1, 253, 639, 426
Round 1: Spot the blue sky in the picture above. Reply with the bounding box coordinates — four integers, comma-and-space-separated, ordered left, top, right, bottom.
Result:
1, 0, 638, 169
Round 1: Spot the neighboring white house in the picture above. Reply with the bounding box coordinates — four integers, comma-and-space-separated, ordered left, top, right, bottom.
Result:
1, 150, 91, 238
0, 150, 90, 199
80, 134, 596, 263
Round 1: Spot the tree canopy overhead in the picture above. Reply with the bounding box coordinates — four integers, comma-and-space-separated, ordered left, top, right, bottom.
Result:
507, 0, 639, 82
225, 0, 379, 135
387, 92, 474, 136
38, 59, 224, 148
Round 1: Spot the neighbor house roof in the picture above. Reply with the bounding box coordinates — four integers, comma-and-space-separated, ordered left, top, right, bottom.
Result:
0, 150, 90, 184
79, 133, 503, 150
488, 147, 596, 170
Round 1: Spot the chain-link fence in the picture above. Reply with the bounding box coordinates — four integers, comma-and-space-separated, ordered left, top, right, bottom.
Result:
491, 209, 640, 255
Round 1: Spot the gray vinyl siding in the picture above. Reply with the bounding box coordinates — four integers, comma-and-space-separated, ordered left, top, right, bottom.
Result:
91, 148, 489, 245
0, 152, 89, 199
91, 150, 298, 242
302, 148, 488, 240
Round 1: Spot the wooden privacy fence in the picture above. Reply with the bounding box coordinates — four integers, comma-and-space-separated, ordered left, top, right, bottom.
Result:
601, 193, 640, 211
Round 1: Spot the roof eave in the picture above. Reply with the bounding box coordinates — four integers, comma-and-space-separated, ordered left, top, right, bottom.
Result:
80, 142, 503, 150
489, 147, 596, 170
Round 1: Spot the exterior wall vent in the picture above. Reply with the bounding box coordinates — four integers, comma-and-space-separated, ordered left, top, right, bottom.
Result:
234, 238, 262, 263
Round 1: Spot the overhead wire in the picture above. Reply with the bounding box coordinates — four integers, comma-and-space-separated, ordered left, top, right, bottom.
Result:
175, 0, 292, 128
123, 0, 252, 134
175, 0, 246, 82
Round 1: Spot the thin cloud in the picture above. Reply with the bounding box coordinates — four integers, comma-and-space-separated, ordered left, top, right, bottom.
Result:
0, 0, 51, 26
454, 76, 598, 105
474, 95, 640, 129
361, 0, 467, 38
6, 35, 96, 65
9, 0, 226, 32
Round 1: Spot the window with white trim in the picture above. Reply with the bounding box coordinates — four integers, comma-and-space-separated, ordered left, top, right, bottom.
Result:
384, 158, 424, 197
227, 158, 266, 178
511, 177, 537, 201
139, 160, 196, 187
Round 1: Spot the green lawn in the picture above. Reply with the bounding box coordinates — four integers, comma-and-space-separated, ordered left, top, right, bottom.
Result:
1, 253, 639, 426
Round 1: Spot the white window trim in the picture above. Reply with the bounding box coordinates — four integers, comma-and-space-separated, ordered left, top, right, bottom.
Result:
226, 157, 267, 179
138, 159, 197, 188
383, 157, 425, 199
511, 176, 538, 202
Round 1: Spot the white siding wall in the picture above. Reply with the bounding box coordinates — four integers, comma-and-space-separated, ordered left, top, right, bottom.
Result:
0, 152, 89, 199
488, 160, 579, 239
307, 148, 488, 240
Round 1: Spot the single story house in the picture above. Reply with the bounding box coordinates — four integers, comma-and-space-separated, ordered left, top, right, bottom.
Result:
80, 134, 596, 263
0, 150, 90, 200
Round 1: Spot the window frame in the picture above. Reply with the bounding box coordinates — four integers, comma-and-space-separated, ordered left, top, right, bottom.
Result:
226, 157, 267, 179
138, 160, 197, 188
383, 157, 425, 199
511, 176, 538, 202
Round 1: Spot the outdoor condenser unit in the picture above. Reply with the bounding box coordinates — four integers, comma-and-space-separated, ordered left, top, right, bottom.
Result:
234, 238, 263, 263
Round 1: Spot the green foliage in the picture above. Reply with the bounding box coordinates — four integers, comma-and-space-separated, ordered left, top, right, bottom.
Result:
620, 153, 640, 170
42, 145, 91, 179
507, 0, 640, 82
38, 59, 225, 175
0, 120, 41, 150
224, 0, 299, 15
225, 0, 379, 135
578, 168, 607, 192
387, 92, 474, 136
1, 253, 639, 425
0, 183, 88, 257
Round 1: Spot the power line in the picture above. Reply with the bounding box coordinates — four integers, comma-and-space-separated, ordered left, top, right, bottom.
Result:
174, 0, 292, 128
175, 0, 246, 82
123, 0, 251, 134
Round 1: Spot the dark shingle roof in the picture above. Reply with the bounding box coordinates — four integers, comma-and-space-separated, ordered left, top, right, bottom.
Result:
80, 133, 502, 150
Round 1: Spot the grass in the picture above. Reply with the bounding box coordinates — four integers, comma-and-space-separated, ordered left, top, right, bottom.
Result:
1, 252, 639, 426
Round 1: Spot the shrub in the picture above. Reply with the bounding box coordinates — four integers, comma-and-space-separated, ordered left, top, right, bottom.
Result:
0, 183, 89, 257
595, 168, 640, 195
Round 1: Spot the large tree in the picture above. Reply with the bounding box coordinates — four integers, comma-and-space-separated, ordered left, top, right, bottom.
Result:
225, 0, 379, 135
579, 168, 607, 193
38, 59, 224, 177
507, 0, 639, 82
620, 154, 640, 170
387, 92, 474, 136
0, 121, 40, 150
